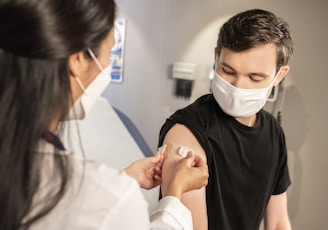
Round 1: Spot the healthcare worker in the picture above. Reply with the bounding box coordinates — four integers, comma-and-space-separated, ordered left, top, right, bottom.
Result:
0, 0, 208, 229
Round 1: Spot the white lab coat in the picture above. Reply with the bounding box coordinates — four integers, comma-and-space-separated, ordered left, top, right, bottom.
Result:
58, 97, 161, 213
28, 140, 192, 230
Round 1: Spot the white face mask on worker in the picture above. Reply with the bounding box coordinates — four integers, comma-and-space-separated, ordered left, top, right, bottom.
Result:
211, 67, 280, 118
66, 49, 112, 120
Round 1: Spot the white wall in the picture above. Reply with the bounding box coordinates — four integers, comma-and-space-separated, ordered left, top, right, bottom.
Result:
103, 0, 328, 229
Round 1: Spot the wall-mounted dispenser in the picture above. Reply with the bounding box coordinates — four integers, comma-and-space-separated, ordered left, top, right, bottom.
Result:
172, 62, 196, 99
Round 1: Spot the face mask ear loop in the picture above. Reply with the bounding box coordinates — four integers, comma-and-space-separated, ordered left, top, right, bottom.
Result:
271, 67, 282, 87
87, 48, 105, 72
75, 77, 86, 92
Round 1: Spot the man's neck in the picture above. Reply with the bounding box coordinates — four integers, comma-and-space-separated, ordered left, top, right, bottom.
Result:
235, 114, 257, 127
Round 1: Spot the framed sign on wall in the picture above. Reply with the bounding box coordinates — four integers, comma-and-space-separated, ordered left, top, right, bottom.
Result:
110, 18, 126, 83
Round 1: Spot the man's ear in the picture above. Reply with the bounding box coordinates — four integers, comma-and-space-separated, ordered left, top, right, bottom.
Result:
274, 65, 290, 86
68, 51, 89, 78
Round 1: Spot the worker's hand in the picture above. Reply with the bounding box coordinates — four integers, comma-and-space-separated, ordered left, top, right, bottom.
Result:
162, 152, 208, 200
125, 151, 164, 189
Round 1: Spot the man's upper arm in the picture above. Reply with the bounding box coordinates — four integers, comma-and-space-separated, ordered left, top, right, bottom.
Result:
264, 192, 291, 230
161, 124, 208, 230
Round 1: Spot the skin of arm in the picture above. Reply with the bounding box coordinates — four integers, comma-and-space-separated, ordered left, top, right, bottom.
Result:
264, 192, 292, 230
161, 124, 208, 230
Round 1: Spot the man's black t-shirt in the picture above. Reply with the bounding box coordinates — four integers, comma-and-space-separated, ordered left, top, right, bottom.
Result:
158, 94, 291, 230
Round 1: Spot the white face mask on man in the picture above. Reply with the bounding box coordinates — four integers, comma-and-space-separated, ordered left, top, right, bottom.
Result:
211, 64, 281, 118
66, 48, 112, 120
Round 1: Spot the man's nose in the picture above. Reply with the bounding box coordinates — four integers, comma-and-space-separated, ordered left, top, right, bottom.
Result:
230, 76, 244, 88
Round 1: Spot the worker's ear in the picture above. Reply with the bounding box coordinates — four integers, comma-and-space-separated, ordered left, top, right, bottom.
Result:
273, 65, 290, 86
68, 51, 89, 78
68, 51, 92, 104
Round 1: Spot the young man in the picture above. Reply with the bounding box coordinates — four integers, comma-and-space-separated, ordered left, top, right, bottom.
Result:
159, 9, 293, 230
